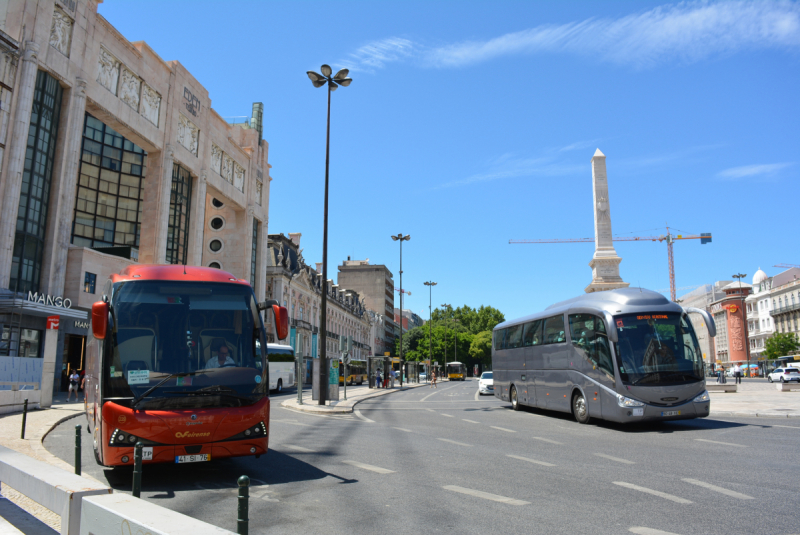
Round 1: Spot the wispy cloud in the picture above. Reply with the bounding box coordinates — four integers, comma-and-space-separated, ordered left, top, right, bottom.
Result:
717, 162, 794, 179
340, 1, 800, 71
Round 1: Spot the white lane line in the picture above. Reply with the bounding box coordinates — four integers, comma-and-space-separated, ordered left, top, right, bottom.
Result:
392, 427, 412, 433
506, 454, 555, 467
594, 453, 635, 464
770, 424, 800, 429
682, 478, 753, 500
613, 482, 692, 504
462, 419, 480, 424
341, 460, 395, 474
420, 383, 461, 402
474, 390, 480, 401
282, 444, 314, 452
490, 426, 516, 433
443, 485, 529, 505
437, 438, 472, 447
629, 528, 682, 535
354, 410, 374, 423
694, 438, 746, 447
440, 414, 454, 418
425, 408, 435, 412
532, 437, 563, 445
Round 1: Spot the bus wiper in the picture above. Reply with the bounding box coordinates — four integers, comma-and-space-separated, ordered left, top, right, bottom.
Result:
631, 372, 661, 386
132, 372, 197, 408
163, 390, 254, 403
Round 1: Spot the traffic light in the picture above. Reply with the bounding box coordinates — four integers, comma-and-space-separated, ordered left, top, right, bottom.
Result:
339, 336, 346, 353
347, 336, 353, 352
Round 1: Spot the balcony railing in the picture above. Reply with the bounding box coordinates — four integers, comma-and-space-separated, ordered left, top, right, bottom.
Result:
290, 318, 313, 331
770, 302, 800, 316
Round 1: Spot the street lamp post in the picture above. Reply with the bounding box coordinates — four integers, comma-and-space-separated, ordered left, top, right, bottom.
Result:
441, 304, 451, 379
423, 281, 437, 384
306, 65, 352, 405
391, 234, 410, 387
733, 273, 748, 376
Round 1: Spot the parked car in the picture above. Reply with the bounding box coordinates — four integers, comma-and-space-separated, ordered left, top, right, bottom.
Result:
478, 371, 494, 395
767, 368, 800, 383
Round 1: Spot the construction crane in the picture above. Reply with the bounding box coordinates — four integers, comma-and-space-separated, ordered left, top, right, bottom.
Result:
774, 264, 800, 269
509, 227, 712, 302
656, 285, 705, 295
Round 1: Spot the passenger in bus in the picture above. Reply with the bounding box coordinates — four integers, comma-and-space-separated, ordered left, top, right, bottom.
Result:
205, 342, 235, 369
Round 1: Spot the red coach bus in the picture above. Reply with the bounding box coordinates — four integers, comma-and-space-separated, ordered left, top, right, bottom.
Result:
84, 264, 287, 467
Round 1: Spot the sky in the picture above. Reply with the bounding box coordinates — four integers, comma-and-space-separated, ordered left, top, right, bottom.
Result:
99, 0, 800, 322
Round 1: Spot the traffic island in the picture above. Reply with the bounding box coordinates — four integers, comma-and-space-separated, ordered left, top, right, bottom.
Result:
281, 382, 426, 414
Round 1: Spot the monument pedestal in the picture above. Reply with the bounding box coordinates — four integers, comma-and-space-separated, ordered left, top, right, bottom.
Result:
585, 255, 630, 293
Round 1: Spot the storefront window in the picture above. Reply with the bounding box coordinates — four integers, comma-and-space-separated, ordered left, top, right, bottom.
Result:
19, 329, 41, 358
84, 272, 96, 293
250, 217, 259, 287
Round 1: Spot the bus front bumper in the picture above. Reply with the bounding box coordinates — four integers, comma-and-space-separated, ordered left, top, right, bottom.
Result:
613, 399, 709, 423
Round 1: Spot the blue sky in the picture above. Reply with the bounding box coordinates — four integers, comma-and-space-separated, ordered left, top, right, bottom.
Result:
100, 0, 800, 322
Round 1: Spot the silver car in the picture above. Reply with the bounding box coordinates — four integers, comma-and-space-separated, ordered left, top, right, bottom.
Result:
767, 368, 800, 383
478, 371, 494, 395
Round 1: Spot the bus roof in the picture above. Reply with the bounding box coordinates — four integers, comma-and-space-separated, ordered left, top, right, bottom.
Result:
495, 287, 682, 330
267, 343, 293, 350
111, 264, 251, 286
446, 361, 464, 366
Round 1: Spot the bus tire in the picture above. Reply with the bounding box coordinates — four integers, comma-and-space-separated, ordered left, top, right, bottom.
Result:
277, 379, 283, 393
572, 391, 590, 424
510, 386, 520, 411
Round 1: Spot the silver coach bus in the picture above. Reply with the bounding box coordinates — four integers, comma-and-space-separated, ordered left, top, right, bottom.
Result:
492, 288, 715, 424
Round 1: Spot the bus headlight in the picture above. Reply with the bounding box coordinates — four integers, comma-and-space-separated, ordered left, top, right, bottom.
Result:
616, 394, 645, 408
693, 390, 710, 403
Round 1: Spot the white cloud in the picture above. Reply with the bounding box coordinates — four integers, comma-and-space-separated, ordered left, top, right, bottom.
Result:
432, 152, 583, 190
341, 1, 800, 71
717, 162, 794, 179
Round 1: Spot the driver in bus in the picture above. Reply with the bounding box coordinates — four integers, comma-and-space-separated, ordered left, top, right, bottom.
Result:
205, 342, 235, 369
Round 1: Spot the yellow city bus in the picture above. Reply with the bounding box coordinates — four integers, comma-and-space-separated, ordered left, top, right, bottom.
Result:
447, 361, 466, 381
339, 359, 368, 385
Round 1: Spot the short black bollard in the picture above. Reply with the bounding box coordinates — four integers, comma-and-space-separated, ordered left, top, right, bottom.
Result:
237, 475, 250, 535
74, 424, 81, 476
20, 399, 28, 439
132, 442, 143, 498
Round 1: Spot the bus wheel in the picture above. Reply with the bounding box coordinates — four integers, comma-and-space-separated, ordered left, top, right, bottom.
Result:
277, 379, 283, 393
510, 386, 520, 411
572, 392, 590, 424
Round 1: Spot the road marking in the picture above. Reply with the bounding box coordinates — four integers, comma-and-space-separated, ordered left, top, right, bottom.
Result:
392, 427, 412, 433
420, 383, 460, 402
594, 453, 635, 464
532, 437, 563, 445
694, 438, 746, 447
443, 485, 529, 505
282, 444, 313, 453
462, 419, 480, 424
681, 478, 753, 500
474, 390, 480, 401
613, 482, 692, 504
342, 460, 395, 474
437, 438, 472, 447
354, 410, 374, 423
490, 426, 516, 433
770, 424, 800, 429
440, 414, 454, 417
271, 418, 311, 427
506, 454, 555, 467
629, 528, 682, 535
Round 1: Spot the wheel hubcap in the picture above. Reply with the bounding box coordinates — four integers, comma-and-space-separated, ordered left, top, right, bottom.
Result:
576, 397, 587, 418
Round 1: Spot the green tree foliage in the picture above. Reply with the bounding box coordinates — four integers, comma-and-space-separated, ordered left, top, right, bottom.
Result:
763, 332, 800, 360
431, 305, 504, 334
469, 331, 493, 369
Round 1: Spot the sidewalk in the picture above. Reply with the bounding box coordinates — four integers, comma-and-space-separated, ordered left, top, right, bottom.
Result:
281, 381, 427, 414
707, 379, 800, 418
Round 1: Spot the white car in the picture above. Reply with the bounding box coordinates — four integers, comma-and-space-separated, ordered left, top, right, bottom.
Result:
478, 371, 494, 395
767, 368, 800, 383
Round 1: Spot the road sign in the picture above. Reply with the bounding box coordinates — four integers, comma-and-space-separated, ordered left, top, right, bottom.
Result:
384, 352, 391, 357
343, 353, 351, 365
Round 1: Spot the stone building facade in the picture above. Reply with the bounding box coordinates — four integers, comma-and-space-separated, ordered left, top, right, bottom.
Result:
265, 234, 372, 382
0, 0, 271, 411
677, 281, 731, 366
746, 268, 774, 360
337, 258, 397, 355
769, 268, 800, 349
708, 282, 752, 366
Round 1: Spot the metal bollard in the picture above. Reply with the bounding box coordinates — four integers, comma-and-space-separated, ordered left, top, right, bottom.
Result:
237, 475, 250, 535
20, 399, 28, 439
74, 425, 81, 475
132, 442, 143, 498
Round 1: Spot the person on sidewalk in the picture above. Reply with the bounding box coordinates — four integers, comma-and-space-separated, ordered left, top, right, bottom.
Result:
67, 371, 81, 402
390, 368, 396, 388
375, 369, 382, 389
733, 364, 743, 384
430, 370, 437, 389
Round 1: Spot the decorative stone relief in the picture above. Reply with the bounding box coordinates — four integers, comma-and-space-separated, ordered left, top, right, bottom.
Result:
221, 154, 233, 183
140, 84, 161, 126
255, 181, 263, 205
211, 144, 222, 175
49, 7, 73, 57
97, 47, 120, 95
233, 163, 245, 192
177, 114, 199, 156
119, 67, 141, 110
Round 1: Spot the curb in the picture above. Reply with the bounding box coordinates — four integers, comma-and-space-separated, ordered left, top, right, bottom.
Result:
281, 383, 426, 415
33, 409, 107, 486
710, 411, 800, 419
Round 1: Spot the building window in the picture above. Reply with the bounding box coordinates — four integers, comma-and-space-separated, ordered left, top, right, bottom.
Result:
165, 163, 192, 265
250, 218, 258, 287
72, 114, 147, 249
84, 272, 96, 293
10, 71, 64, 294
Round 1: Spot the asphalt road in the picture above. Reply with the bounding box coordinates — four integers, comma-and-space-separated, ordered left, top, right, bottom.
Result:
45, 380, 800, 535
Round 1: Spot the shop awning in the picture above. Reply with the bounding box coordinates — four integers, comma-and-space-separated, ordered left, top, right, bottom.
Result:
0, 297, 88, 319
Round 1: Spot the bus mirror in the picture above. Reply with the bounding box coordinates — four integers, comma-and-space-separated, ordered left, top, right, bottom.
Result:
92, 301, 108, 339
272, 304, 289, 340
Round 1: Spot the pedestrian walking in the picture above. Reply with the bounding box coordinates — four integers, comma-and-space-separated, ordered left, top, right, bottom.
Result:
375, 369, 382, 389
390, 368, 396, 388
733, 364, 743, 384
67, 370, 81, 402
430, 370, 437, 389
720, 366, 727, 384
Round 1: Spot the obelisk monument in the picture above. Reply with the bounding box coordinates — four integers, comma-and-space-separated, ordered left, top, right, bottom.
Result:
585, 149, 629, 293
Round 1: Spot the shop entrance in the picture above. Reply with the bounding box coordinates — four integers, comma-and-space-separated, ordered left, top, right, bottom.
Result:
60, 334, 86, 391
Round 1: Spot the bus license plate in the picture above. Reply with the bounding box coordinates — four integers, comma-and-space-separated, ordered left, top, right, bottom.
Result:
175, 454, 210, 463
661, 410, 681, 417
142, 447, 153, 460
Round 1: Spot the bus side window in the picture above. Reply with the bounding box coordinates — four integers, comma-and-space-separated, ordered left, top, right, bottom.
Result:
522, 320, 542, 346
506, 325, 523, 349
569, 313, 614, 377
543, 315, 566, 344
494, 329, 506, 351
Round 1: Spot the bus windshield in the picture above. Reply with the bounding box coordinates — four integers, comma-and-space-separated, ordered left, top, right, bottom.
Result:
105, 280, 267, 409
614, 313, 704, 386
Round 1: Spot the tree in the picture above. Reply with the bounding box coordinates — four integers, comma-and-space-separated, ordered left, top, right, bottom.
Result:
431, 305, 504, 334
763, 332, 800, 360
469, 331, 493, 369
